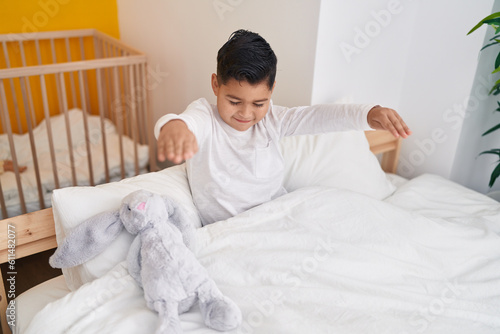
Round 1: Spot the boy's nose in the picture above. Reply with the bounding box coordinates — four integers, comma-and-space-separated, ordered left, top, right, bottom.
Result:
239, 106, 252, 118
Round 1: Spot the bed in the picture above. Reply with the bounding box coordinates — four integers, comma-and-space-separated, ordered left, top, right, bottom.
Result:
0, 29, 156, 218
1, 129, 500, 334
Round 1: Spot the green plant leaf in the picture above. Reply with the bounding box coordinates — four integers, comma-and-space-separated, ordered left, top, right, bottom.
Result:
484, 20, 500, 33
480, 148, 500, 157
480, 40, 500, 51
495, 52, 500, 70
496, 101, 500, 112
479, 150, 500, 187
482, 123, 500, 136
489, 80, 500, 95
468, 12, 500, 35
488, 162, 500, 187
483, 18, 500, 33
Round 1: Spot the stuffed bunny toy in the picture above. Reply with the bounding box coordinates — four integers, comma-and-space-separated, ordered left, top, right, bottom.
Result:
49, 189, 242, 333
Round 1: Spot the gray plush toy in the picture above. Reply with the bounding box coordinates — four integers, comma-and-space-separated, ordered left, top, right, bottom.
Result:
49, 189, 242, 333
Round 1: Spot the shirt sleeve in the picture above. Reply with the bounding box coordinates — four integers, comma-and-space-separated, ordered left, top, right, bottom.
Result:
274, 103, 376, 138
154, 98, 212, 144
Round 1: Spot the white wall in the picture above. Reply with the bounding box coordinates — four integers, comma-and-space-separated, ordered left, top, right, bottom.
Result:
117, 0, 321, 168
312, 0, 418, 106
117, 0, 498, 193
451, 0, 500, 194
312, 0, 493, 189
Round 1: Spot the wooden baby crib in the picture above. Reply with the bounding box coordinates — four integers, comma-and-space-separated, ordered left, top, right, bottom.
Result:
0, 29, 157, 218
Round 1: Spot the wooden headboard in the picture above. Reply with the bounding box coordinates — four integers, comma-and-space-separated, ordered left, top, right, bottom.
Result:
365, 130, 402, 174
0, 130, 401, 334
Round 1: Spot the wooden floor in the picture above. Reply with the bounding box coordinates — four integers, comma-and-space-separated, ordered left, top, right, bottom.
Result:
0, 248, 61, 334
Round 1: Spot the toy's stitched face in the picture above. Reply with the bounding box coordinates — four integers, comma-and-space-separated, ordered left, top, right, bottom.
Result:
120, 190, 163, 234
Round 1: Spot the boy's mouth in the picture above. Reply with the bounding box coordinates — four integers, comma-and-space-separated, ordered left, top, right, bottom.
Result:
234, 117, 252, 123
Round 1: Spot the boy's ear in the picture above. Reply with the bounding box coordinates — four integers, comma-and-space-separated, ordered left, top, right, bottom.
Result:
211, 73, 219, 96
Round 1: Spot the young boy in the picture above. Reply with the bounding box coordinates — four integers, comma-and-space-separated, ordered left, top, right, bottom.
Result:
155, 29, 411, 226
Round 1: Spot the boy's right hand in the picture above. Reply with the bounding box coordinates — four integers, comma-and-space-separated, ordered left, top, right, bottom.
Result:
157, 120, 198, 164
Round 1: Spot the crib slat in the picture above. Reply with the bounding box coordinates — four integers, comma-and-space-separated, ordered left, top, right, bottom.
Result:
133, 64, 144, 145
122, 58, 131, 139
18, 40, 37, 129
39, 74, 60, 189
7, 78, 21, 133
65, 37, 77, 108
0, 178, 7, 218
113, 66, 125, 179
50, 38, 65, 121
20, 76, 45, 210
94, 35, 110, 182
79, 37, 92, 113
78, 70, 94, 186
128, 65, 139, 175
103, 40, 113, 123
79, 37, 85, 61
3, 41, 23, 133
96, 68, 110, 183
35, 39, 42, 65
1, 41, 10, 68
50, 38, 57, 63
142, 63, 156, 171
93, 36, 101, 59
58, 73, 77, 186
0, 80, 27, 215
0, 78, 7, 215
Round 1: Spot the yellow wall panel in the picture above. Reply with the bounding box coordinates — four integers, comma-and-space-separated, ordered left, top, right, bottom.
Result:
0, 0, 119, 133
0, 0, 119, 38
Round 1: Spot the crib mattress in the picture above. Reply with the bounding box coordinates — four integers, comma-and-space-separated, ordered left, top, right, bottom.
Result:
0, 109, 149, 218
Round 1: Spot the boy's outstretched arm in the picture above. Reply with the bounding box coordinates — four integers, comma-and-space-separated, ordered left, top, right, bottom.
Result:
157, 120, 198, 164
367, 106, 412, 138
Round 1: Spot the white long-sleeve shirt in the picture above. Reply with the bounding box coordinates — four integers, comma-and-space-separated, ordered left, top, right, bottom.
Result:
154, 98, 374, 226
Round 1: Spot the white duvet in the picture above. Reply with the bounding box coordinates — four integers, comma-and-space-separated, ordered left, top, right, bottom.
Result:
22, 175, 500, 334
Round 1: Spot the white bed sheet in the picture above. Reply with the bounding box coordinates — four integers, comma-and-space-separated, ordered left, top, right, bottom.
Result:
13, 173, 500, 334
0, 109, 149, 218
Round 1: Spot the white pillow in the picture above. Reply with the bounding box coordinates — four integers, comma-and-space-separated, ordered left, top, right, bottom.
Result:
279, 131, 396, 200
51, 164, 199, 290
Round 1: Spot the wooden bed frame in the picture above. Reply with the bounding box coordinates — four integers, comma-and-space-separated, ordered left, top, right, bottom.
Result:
0, 130, 401, 334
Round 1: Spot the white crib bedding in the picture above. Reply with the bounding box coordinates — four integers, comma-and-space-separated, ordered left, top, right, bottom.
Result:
0, 108, 149, 217
13, 172, 500, 334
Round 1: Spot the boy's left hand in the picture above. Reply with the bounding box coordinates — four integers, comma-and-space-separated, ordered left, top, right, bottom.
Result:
367, 106, 412, 138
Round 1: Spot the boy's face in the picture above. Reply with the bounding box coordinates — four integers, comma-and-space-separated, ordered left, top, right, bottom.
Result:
211, 74, 275, 131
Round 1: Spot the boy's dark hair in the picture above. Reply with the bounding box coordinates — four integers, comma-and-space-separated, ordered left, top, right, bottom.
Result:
217, 29, 277, 90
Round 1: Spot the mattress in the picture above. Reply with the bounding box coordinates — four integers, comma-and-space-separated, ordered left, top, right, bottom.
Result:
12, 172, 500, 334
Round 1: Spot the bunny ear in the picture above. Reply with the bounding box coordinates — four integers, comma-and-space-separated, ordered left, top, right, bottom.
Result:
49, 210, 123, 268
